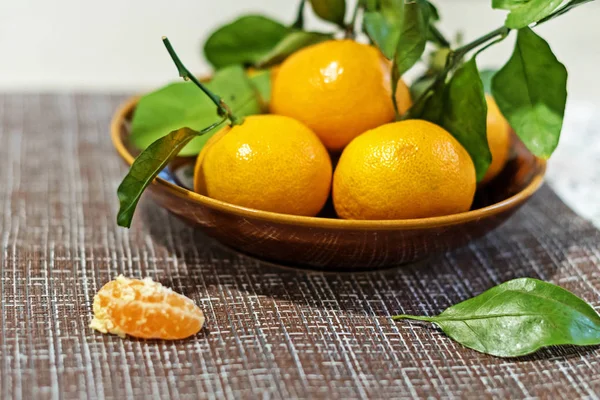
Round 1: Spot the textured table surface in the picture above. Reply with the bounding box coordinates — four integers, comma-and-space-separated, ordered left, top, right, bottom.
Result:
1, 93, 600, 399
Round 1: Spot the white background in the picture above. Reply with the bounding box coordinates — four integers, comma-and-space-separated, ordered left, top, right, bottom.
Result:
0, 0, 598, 105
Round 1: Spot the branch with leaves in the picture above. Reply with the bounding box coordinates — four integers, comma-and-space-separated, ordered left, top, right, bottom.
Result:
114, 0, 599, 358
120, 0, 594, 227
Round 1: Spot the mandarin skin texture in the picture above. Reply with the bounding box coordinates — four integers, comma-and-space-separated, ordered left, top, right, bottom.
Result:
333, 120, 477, 220
271, 39, 411, 152
481, 95, 512, 184
194, 115, 332, 217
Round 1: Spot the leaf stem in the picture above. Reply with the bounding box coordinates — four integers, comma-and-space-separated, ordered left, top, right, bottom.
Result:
162, 37, 243, 126
345, 1, 362, 39
429, 25, 450, 48
292, 0, 306, 29
536, 0, 593, 25
403, 26, 510, 118
453, 26, 510, 59
392, 315, 435, 322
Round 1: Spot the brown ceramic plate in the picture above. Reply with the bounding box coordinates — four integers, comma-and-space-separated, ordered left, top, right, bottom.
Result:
112, 96, 546, 270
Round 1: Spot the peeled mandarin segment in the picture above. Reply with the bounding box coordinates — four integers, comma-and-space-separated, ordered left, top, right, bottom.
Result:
333, 120, 476, 220
481, 95, 512, 184
90, 276, 205, 340
271, 39, 400, 152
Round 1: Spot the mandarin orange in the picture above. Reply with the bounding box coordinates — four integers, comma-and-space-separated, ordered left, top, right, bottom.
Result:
271, 39, 411, 151
333, 120, 476, 220
90, 276, 205, 340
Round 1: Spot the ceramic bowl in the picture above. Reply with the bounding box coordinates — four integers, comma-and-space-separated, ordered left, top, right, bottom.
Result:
111, 96, 546, 270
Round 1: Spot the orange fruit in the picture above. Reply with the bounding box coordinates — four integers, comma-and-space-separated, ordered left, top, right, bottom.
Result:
333, 120, 476, 220
482, 95, 512, 184
271, 39, 411, 151
194, 115, 332, 216
394, 79, 412, 118
90, 275, 205, 340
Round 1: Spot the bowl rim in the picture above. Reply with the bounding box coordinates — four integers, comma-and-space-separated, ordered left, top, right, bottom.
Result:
111, 95, 547, 231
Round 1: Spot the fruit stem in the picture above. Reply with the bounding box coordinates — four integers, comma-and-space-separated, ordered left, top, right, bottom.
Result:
429, 25, 450, 48
292, 0, 306, 29
392, 315, 435, 322
537, 0, 593, 25
452, 26, 510, 59
345, 1, 362, 39
162, 37, 243, 126
403, 26, 510, 119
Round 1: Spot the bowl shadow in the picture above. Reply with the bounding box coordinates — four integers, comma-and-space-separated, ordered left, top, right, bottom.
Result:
139, 185, 571, 316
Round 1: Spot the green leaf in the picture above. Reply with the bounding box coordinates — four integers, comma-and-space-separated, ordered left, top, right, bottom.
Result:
203, 15, 289, 69
440, 58, 491, 181
249, 70, 272, 107
405, 59, 490, 181
130, 66, 262, 157
491, 27, 567, 158
493, 0, 564, 28
409, 75, 437, 103
255, 31, 333, 68
404, 73, 447, 121
363, 0, 404, 59
478, 68, 497, 94
292, 0, 307, 29
537, 0, 595, 24
393, 0, 429, 77
393, 278, 600, 358
425, 2, 448, 47
117, 124, 223, 228
492, 0, 528, 10
426, 0, 441, 20
309, 0, 347, 27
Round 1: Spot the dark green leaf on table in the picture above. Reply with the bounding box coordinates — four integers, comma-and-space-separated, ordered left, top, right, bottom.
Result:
393, 278, 600, 358
309, 0, 347, 27
130, 65, 262, 157
479, 68, 497, 94
204, 15, 289, 69
439, 58, 491, 181
492, 27, 567, 158
492, 0, 563, 28
117, 124, 223, 228
363, 0, 404, 59
255, 31, 333, 68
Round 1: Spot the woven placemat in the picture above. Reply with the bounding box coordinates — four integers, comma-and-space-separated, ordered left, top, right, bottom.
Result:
1, 94, 600, 399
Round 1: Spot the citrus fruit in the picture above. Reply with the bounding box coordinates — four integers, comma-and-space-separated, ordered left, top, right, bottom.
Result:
333, 120, 476, 220
482, 95, 512, 184
90, 275, 205, 340
270, 39, 411, 151
194, 115, 332, 216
